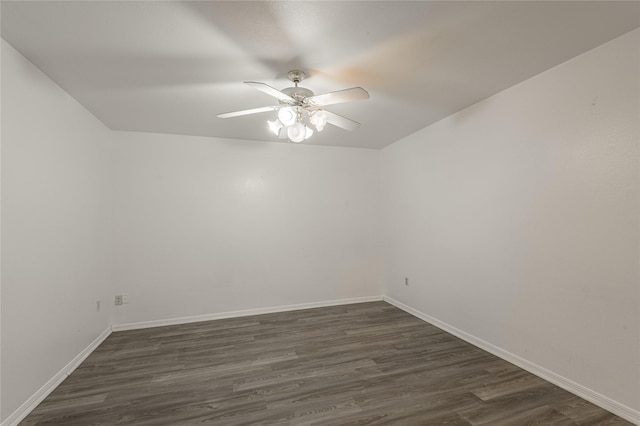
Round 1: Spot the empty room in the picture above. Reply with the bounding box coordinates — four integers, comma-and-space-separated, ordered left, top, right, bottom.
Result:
1, 1, 638, 425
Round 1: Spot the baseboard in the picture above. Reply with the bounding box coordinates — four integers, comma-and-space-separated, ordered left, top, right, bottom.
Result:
8, 296, 635, 425
383, 296, 640, 425
1, 327, 112, 426
112, 295, 383, 332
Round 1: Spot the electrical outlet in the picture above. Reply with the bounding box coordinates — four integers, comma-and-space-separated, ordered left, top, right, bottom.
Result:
115, 294, 130, 306
404, 277, 409, 286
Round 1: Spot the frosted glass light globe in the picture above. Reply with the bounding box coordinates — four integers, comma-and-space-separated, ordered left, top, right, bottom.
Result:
304, 126, 314, 140
267, 119, 283, 136
287, 122, 306, 143
278, 107, 296, 126
310, 110, 328, 132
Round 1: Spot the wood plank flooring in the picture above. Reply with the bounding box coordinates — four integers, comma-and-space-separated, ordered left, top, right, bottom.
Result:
20, 302, 630, 425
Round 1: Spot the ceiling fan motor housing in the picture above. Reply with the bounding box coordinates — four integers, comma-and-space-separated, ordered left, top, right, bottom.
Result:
281, 86, 314, 104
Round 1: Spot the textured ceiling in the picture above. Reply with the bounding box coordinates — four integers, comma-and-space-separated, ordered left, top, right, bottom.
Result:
2, 1, 639, 149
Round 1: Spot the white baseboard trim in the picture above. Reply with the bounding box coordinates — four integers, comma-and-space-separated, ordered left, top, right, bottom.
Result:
383, 296, 639, 425
1, 327, 112, 426
7, 296, 636, 425
112, 295, 383, 332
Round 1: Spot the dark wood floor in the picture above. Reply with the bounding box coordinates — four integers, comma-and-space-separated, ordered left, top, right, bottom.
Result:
21, 302, 630, 425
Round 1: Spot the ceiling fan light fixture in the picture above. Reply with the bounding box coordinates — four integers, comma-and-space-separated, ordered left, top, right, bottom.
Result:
310, 110, 328, 132
267, 119, 283, 136
304, 125, 314, 140
287, 122, 306, 143
278, 107, 296, 126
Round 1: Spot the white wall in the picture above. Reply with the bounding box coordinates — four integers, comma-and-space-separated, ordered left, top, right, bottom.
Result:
1, 40, 113, 421
381, 29, 639, 412
112, 132, 383, 325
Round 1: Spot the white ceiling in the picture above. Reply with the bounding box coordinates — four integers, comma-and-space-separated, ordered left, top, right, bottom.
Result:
2, 1, 639, 149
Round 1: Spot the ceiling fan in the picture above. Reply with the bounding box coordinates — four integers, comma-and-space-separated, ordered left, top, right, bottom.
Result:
217, 70, 369, 143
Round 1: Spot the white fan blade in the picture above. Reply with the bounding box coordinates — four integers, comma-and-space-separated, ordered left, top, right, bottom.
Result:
308, 87, 369, 107
217, 106, 278, 119
244, 81, 295, 103
324, 110, 361, 131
